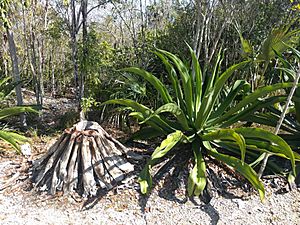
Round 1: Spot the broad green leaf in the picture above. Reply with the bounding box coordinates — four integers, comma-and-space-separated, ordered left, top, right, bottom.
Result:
103, 99, 174, 133
138, 163, 152, 194
257, 26, 300, 61
208, 149, 265, 201
138, 130, 183, 195
129, 112, 166, 133
157, 49, 194, 120
141, 103, 190, 130
214, 82, 300, 126
211, 80, 251, 119
103, 99, 152, 116
0, 130, 27, 151
216, 141, 284, 174
0, 106, 38, 120
151, 130, 183, 160
201, 129, 246, 162
188, 142, 206, 196
234, 127, 296, 175
196, 61, 249, 129
244, 112, 298, 134
187, 45, 202, 114
154, 51, 184, 108
217, 95, 290, 128
121, 67, 172, 104
249, 153, 267, 167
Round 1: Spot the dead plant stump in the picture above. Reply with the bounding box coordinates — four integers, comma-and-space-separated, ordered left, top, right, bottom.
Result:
32, 121, 134, 197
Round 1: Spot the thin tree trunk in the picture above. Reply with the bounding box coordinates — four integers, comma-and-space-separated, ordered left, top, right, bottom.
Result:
71, 0, 80, 103
6, 28, 27, 127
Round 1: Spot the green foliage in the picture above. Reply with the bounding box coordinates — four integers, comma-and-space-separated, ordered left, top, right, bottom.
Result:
246, 46, 300, 151
104, 46, 299, 201
276, 45, 300, 123
0, 0, 11, 28
257, 24, 300, 62
0, 77, 38, 151
81, 97, 99, 113
78, 25, 116, 98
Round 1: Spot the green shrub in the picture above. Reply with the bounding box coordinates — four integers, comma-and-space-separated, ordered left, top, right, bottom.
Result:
0, 77, 37, 152
104, 46, 299, 201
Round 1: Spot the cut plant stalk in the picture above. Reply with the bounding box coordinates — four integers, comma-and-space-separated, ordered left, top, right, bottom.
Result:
32, 121, 134, 197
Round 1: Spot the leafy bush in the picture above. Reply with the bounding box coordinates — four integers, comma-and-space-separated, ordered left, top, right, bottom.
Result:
104, 47, 299, 201
246, 46, 300, 149
0, 77, 37, 152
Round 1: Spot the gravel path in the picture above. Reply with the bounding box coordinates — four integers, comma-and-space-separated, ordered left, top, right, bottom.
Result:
0, 177, 300, 225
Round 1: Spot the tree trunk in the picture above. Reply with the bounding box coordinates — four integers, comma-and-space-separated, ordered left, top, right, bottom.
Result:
32, 121, 134, 197
71, 0, 80, 102
6, 28, 27, 127
79, 0, 88, 121
80, 0, 88, 99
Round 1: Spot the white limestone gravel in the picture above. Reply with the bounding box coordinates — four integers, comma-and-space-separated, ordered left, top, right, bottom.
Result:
0, 185, 299, 225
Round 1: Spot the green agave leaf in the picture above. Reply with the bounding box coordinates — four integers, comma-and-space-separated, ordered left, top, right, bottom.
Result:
0, 106, 38, 120
286, 43, 300, 60
139, 130, 183, 195
201, 129, 246, 162
207, 149, 265, 201
216, 141, 283, 174
244, 112, 297, 134
211, 80, 251, 119
249, 153, 267, 167
218, 96, 290, 128
138, 162, 152, 194
129, 112, 166, 133
202, 49, 223, 98
188, 142, 206, 196
103, 99, 174, 133
151, 130, 183, 160
141, 103, 190, 131
103, 99, 152, 116
0, 130, 27, 152
129, 111, 145, 121
245, 139, 300, 161
121, 67, 172, 104
220, 139, 296, 162
157, 49, 194, 120
187, 45, 202, 114
268, 105, 300, 131
215, 82, 300, 126
154, 51, 184, 109
278, 67, 296, 80
211, 49, 223, 84
196, 61, 249, 129
234, 127, 296, 176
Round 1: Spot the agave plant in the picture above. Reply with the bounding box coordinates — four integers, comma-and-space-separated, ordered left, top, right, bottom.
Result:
104, 46, 299, 201
0, 77, 37, 152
